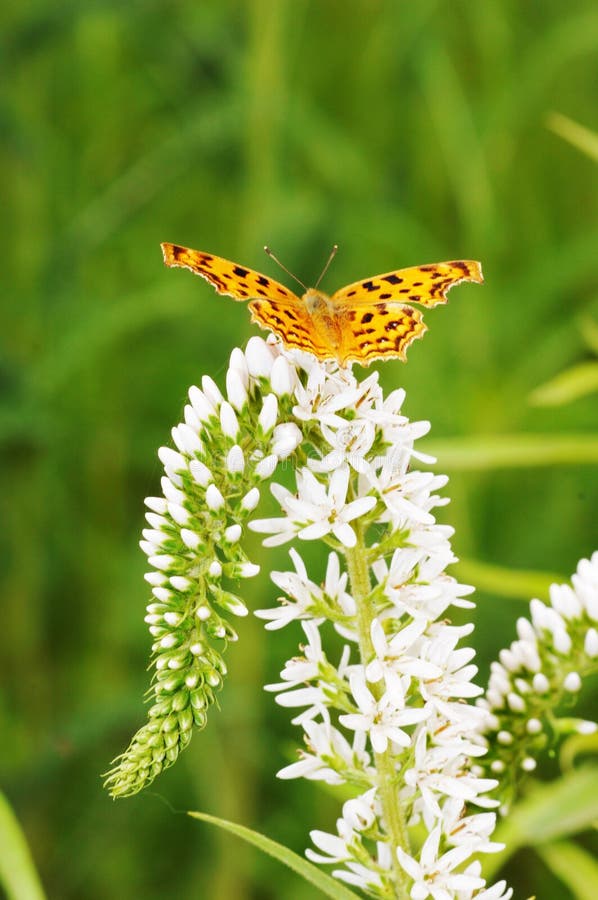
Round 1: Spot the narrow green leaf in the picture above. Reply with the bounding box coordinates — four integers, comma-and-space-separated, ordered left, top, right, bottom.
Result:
188, 811, 360, 900
528, 361, 598, 407
425, 434, 598, 470
0, 792, 47, 900
455, 558, 564, 601
579, 316, 598, 356
537, 841, 598, 900
483, 767, 598, 880
547, 112, 598, 163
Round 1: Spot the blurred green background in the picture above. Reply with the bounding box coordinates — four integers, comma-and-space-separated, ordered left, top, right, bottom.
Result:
2, 1, 598, 898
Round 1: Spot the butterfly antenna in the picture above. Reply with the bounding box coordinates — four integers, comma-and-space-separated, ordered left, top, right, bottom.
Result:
264, 246, 307, 292
314, 244, 339, 289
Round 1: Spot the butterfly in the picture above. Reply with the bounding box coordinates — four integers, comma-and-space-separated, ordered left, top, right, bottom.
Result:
161, 242, 483, 367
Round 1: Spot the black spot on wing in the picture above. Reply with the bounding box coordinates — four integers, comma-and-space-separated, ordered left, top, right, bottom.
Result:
361, 312, 374, 324
360, 280, 380, 292
233, 266, 249, 278
382, 274, 404, 285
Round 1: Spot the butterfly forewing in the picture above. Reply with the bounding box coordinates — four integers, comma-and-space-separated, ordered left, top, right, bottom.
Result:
331, 260, 483, 309
161, 243, 301, 305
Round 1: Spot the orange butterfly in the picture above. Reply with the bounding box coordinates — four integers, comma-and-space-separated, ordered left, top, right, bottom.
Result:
161, 242, 483, 367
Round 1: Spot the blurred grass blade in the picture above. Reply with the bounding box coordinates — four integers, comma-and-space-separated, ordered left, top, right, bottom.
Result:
455, 558, 564, 601
580, 316, 598, 355
425, 434, 598, 469
528, 361, 598, 407
188, 811, 359, 900
483, 766, 598, 880
0, 792, 47, 900
547, 112, 598, 163
536, 841, 598, 900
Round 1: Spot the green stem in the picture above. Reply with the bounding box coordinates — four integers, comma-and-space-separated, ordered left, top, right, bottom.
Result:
344, 521, 411, 900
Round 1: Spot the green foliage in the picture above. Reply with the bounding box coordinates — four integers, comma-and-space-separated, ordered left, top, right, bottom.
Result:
2, 0, 597, 897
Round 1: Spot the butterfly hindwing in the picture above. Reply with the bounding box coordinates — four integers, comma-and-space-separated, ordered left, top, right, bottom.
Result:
331, 260, 483, 309
161, 243, 301, 305
248, 299, 331, 358
336, 302, 426, 366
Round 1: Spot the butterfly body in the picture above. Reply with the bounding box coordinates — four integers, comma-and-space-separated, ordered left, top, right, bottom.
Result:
161, 242, 483, 367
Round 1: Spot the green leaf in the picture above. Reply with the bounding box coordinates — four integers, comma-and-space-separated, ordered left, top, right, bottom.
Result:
188, 811, 360, 900
547, 112, 598, 163
579, 316, 598, 355
528, 361, 598, 407
537, 841, 598, 900
0, 792, 47, 900
483, 766, 598, 880
455, 557, 564, 601
424, 434, 598, 470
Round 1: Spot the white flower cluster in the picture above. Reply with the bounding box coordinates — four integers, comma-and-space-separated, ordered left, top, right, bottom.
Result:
477, 553, 598, 793
250, 349, 511, 899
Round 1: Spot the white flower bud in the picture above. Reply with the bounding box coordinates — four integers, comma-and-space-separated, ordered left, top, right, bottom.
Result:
145, 496, 168, 514
271, 422, 302, 458
145, 512, 168, 529
181, 528, 201, 549
148, 554, 175, 571
163, 612, 181, 626
577, 720, 597, 734
563, 671, 581, 692
507, 692, 525, 712
226, 445, 245, 474
152, 587, 172, 602
206, 484, 225, 510
172, 423, 204, 456
585, 628, 598, 657
158, 446, 187, 476
258, 394, 278, 434
245, 336, 275, 377
255, 454, 278, 479
229, 347, 249, 382
183, 404, 202, 431
532, 672, 550, 693
144, 571, 167, 586
497, 730, 513, 745
553, 628, 572, 654
190, 459, 213, 487
241, 487, 260, 510
220, 401, 239, 439
161, 477, 185, 504
209, 560, 222, 577
226, 367, 248, 410
270, 356, 295, 396
521, 757, 537, 772
139, 540, 157, 556
160, 634, 178, 649
202, 375, 223, 407
526, 718, 542, 734
224, 524, 242, 543
142, 528, 167, 546
237, 562, 260, 578
167, 502, 190, 525
491, 760, 506, 773
170, 575, 191, 591
189, 385, 216, 421
196, 605, 211, 620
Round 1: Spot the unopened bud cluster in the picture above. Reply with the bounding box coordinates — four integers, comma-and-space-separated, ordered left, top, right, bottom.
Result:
476, 553, 598, 801
104, 339, 298, 797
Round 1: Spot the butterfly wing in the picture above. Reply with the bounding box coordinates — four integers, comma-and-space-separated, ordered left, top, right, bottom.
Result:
161, 243, 301, 305
331, 260, 483, 309
248, 299, 331, 359
334, 302, 426, 366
